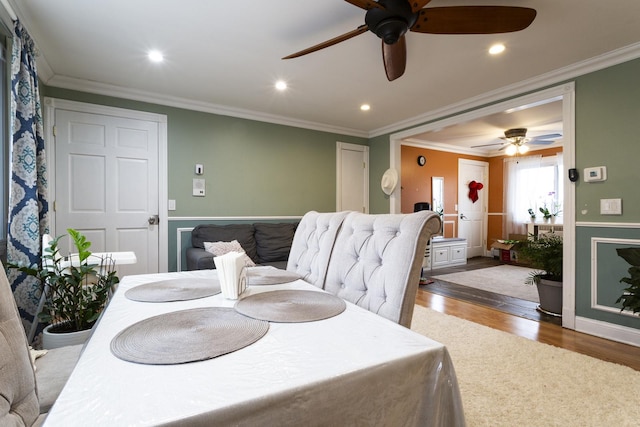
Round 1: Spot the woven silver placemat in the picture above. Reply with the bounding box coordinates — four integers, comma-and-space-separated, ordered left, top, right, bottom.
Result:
235, 290, 346, 323
124, 278, 221, 302
247, 266, 303, 286
111, 307, 269, 364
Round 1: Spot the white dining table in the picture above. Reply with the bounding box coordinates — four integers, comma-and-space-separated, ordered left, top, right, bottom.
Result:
43, 269, 466, 426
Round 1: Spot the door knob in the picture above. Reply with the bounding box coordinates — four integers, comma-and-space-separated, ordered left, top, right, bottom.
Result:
148, 215, 160, 225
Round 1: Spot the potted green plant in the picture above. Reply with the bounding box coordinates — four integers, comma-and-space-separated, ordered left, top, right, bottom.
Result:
518, 232, 563, 316
9, 229, 119, 348
527, 208, 536, 223
616, 247, 640, 315
539, 206, 552, 222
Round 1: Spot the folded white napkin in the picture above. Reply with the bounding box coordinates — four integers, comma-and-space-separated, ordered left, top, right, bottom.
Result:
214, 251, 247, 300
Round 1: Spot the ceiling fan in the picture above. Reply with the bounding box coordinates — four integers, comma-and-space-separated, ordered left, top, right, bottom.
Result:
282, 0, 537, 81
472, 128, 563, 155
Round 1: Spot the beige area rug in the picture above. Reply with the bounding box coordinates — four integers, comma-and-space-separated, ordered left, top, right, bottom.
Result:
411, 305, 640, 426
431, 265, 539, 302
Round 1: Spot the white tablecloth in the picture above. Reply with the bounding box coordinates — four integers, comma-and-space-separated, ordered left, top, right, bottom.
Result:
44, 270, 465, 426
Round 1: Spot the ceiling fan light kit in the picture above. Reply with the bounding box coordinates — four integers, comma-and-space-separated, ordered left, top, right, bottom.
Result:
283, 0, 537, 81
471, 127, 562, 155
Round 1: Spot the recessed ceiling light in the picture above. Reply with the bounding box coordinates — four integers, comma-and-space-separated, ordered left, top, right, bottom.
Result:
489, 44, 505, 55
148, 50, 164, 63
360, 104, 371, 111
275, 80, 287, 91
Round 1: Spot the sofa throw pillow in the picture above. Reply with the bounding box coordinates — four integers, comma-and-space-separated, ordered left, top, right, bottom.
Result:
254, 223, 297, 263
204, 240, 256, 267
191, 224, 258, 262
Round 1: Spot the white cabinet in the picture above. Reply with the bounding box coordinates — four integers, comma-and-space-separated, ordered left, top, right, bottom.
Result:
425, 237, 467, 270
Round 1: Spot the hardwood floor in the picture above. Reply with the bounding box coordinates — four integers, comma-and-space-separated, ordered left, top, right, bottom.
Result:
416, 259, 640, 371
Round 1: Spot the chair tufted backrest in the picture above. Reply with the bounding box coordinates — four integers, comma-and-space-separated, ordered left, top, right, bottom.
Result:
286, 211, 351, 288
324, 210, 441, 328
0, 262, 40, 426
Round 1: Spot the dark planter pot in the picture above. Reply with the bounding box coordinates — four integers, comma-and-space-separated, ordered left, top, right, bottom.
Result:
536, 277, 563, 316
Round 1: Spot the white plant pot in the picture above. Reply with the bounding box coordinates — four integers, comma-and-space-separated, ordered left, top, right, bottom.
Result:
42, 324, 92, 349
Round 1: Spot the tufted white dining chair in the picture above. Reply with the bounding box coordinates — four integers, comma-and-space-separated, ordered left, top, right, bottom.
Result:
0, 261, 41, 425
324, 210, 441, 328
286, 211, 351, 288
0, 258, 83, 424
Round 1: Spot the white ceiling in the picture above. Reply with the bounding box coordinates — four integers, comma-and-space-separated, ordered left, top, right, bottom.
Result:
9, 0, 640, 141
406, 97, 563, 155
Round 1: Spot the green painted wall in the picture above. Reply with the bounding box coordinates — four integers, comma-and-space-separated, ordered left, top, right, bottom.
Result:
571, 58, 640, 327
576, 227, 640, 328
574, 59, 640, 222
368, 133, 392, 214
42, 87, 367, 217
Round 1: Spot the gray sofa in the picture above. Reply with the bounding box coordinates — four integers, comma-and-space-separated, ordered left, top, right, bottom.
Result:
186, 222, 298, 270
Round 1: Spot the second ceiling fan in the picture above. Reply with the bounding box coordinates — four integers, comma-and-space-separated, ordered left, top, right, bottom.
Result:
472, 128, 563, 155
283, 0, 537, 81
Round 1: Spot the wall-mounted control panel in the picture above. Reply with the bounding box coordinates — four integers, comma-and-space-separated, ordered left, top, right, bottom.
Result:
584, 166, 607, 182
193, 178, 205, 196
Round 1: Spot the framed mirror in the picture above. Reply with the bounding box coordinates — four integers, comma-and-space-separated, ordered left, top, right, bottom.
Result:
432, 177, 444, 215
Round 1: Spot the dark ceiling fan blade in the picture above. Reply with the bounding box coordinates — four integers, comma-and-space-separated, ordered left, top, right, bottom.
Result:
344, 0, 384, 11
382, 36, 406, 81
283, 25, 369, 59
409, 0, 433, 13
411, 6, 537, 34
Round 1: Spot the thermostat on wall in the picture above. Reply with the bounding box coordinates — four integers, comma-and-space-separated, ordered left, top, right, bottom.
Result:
583, 166, 607, 182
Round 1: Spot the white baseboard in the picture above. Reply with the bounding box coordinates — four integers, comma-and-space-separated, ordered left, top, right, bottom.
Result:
575, 316, 640, 347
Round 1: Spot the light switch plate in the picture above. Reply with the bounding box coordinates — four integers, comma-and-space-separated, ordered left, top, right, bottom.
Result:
600, 198, 622, 215
168, 199, 176, 210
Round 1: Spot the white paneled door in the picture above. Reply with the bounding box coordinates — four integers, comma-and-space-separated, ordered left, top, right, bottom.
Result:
337, 142, 369, 213
457, 159, 488, 258
54, 108, 160, 276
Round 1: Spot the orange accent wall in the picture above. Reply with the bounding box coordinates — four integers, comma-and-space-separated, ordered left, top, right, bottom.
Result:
400, 145, 562, 248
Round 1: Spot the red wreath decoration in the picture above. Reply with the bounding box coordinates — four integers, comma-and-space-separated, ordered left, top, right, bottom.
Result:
468, 181, 484, 203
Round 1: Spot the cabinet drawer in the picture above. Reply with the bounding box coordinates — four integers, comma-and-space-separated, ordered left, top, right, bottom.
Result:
433, 248, 450, 264
451, 245, 466, 262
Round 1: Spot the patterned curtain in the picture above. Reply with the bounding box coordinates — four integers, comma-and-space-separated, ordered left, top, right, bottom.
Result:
6, 21, 49, 338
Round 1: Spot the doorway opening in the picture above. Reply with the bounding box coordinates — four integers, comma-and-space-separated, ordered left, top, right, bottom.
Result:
388, 84, 576, 328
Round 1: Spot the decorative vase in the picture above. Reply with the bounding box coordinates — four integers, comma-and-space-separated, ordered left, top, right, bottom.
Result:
42, 324, 92, 349
536, 277, 562, 316
550, 216, 556, 224
530, 217, 536, 223
543, 217, 550, 223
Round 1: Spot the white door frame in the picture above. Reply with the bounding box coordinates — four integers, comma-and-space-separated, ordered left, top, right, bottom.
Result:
43, 97, 169, 272
388, 83, 576, 329
336, 141, 369, 212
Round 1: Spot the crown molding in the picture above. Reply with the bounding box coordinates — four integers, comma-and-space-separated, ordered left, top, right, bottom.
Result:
369, 41, 640, 138
44, 74, 368, 139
